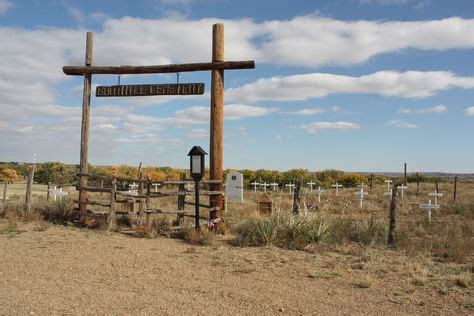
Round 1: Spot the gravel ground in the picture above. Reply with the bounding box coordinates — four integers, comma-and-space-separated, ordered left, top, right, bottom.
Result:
0, 220, 472, 315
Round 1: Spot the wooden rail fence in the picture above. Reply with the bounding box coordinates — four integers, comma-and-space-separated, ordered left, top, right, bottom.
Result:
74, 173, 223, 232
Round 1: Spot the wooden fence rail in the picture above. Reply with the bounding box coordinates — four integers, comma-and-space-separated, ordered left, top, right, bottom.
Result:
75, 173, 223, 232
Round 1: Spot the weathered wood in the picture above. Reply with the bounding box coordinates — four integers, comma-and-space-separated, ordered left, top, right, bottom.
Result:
138, 172, 145, 222
435, 177, 439, 192
453, 176, 458, 201
209, 23, 225, 223
76, 172, 110, 181
404, 163, 407, 186
3, 181, 8, 204
177, 173, 186, 226
388, 185, 398, 245
115, 177, 147, 183
25, 164, 35, 215
292, 180, 301, 215
76, 185, 111, 193
63, 61, 255, 75
46, 182, 51, 202
369, 173, 373, 190
75, 199, 111, 207
107, 179, 117, 232
96, 83, 205, 97
79, 31, 93, 213
416, 172, 420, 192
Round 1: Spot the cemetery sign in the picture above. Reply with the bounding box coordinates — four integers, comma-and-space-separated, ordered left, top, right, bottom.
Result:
96, 83, 205, 97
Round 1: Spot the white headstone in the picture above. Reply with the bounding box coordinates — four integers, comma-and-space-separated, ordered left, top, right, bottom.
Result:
226, 172, 244, 203
420, 199, 440, 222
261, 182, 270, 192
385, 179, 393, 191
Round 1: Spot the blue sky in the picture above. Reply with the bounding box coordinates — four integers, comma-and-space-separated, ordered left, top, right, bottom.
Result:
1, 0, 474, 173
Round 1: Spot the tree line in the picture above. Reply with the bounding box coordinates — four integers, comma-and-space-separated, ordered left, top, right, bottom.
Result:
0, 161, 445, 189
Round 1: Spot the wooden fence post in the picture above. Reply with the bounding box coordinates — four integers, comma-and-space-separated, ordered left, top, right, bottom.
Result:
369, 173, 373, 190
2, 181, 7, 204
388, 185, 398, 245
435, 177, 439, 193
25, 164, 35, 215
46, 181, 51, 202
177, 173, 186, 226
138, 172, 145, 224
292, 180, 301, 215
453, 176, 458, 201
107, 178, 117, 232
145, 177, 151, 226
416, 172, 420, 192
404, 163, 407, 186
1, 181, 7, 213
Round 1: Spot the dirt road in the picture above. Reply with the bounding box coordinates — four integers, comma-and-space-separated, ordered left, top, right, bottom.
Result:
0, 220, 472, 314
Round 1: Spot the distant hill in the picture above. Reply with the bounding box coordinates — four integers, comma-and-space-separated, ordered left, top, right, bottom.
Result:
356, 171, 474, 181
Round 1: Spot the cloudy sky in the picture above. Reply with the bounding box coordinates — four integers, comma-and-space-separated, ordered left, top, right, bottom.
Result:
1, 0, 474, 173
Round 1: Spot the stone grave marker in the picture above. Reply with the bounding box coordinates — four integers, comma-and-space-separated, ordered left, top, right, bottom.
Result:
225, 172, 244, 203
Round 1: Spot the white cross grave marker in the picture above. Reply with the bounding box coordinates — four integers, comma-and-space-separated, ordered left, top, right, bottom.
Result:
420, 199, 440, 222
384, 189, 393, 200
357, 183, 367, 190
270, 182, 279, 191
332, 182, 343, 196
261, 182, 270, 192
314, 186, 326, 203
428, 190, 443, 206
285, 183, 295, 195
397, 185, 408, 198
128, 183, 139, 196
307, 181, 316, 193
354, 187, 368, 208
385, 179, 393, 191
49, 187, 69, 201
251, 181, 260, 192
152, 183, 161, 192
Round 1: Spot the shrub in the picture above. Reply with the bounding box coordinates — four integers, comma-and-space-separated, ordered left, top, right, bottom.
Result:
235, 216, 281, 247
0, 221, 18, 234
351, 218, 386, 245
41, 199, 75, 224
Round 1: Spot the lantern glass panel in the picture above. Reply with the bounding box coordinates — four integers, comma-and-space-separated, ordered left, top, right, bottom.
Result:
192, 155, 201, 174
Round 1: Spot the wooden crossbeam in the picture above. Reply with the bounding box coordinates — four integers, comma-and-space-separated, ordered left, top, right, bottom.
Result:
63, 61, 255, 76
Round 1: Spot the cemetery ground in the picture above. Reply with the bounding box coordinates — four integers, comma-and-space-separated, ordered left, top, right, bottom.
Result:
0, 182, 473, 313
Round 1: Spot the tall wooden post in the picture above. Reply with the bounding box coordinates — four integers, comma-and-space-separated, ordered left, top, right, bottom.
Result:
435, 177, 439, 193
79, 31, 93, 213
453, 176, 458, 201
369, 173, 373, 190
388, 185, 398, 245
404, 163, 407, 186
25, 164, 35, 215
416, 172, 420, 192
209, 23, 224, 221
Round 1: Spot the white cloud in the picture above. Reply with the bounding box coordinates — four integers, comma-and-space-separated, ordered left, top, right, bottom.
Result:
398, 104, 447, 114
300, 121, 361, 134
0, 0, 12, 14
465, 106, 474, 116
186, 128, 208, 139
287, 108, 327, 115
275, 135, 284, 141
227, 71, 474, 103
386, 119, 418, 128
163, 104, 277, 127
